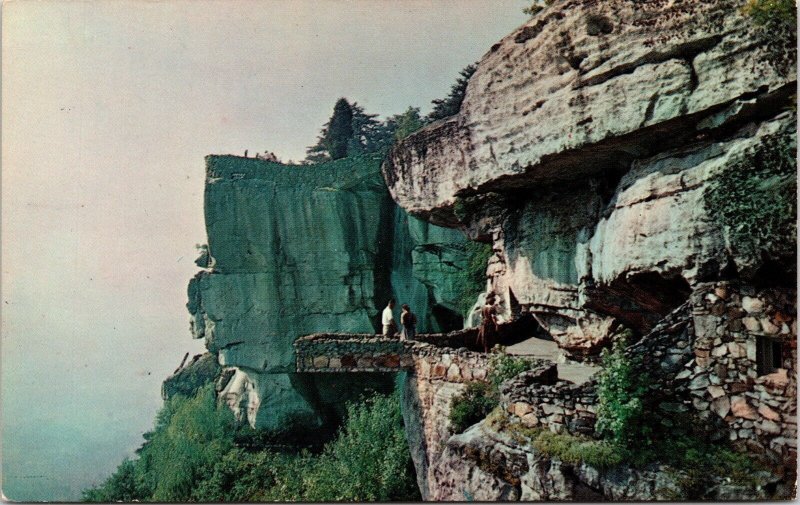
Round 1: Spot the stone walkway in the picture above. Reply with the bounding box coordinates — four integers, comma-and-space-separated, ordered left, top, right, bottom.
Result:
506, 337, 600, 385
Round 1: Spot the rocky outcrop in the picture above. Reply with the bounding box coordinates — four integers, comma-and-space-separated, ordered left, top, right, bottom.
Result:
187, 154, 468, 429
384, 0, 794, 222
161, 352, 222, 400
384, 0, 796, 360
431, 419, 788, 501
400, 346, 492, 500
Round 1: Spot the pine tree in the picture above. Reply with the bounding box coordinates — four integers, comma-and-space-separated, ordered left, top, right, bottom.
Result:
427, 63, 477, 122
305, 99, 396, 162
326, 98, 353, 160
348, 103, 394, 155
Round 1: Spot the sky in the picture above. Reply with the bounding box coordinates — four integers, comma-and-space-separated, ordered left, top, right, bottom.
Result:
1, 1, 527, 500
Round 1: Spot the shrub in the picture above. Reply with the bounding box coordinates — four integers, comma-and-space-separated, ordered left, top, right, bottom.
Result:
298, 394, 419, 502
83, 390, 420, 502
450, 351, 540, 434
449, 382, 499, 434
427, 64, 477, 122
487, 351, 538, 390
656, 434, 770, 499
522, 0, 555, 16
595, 337, 652, 449
743, 0, 796, 31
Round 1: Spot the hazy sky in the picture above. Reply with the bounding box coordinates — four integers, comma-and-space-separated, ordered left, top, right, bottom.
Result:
1, 1, 527, 500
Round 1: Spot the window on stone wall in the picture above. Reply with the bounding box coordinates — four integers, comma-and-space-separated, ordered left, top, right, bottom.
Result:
756, 335, 783, 376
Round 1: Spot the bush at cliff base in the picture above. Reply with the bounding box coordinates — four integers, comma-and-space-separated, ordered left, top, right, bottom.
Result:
82, 387, 420, 502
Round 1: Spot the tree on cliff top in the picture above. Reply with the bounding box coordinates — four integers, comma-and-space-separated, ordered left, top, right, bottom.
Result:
426, 63, 477, 122
305, 98, 395, 162
306, 98, 354, 162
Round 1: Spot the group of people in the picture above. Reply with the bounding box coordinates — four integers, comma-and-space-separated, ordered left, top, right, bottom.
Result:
380, 294, 500, 352
381, 299, 417, 341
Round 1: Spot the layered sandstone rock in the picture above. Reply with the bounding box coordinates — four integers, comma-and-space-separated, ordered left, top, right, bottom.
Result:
384, 0, 794, 222
384, 0, 796, 359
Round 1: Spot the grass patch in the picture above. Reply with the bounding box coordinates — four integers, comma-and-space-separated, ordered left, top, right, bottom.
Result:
532, 430, 625, 469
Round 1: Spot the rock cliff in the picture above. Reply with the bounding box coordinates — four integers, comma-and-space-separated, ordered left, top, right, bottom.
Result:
187, 154, 469, 429
382, 0, 796, 499
384, 0, 796, 359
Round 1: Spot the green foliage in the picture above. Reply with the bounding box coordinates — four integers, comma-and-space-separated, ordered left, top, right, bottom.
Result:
427, 64, 477, 122
742, 0, 797, 71
388, 106, 425, 142
449, 351, 539, 434
140, 385, 236, 501
522, 0, 555, 16
449, 382, 499, 434
532, 431, 625, 469
84, 389, 419, 502
348, 102, 395, 156
655, 434, 769, 499
81, 459, 149, 502
297, 394, 419, 501
743, 0, 797, 31
326, 98, 354, 160
487, 351, 538, 390
306, 99, 397, 163
704, 132, 796, 265
454, 241, 493, 317
595, 335, 652, 448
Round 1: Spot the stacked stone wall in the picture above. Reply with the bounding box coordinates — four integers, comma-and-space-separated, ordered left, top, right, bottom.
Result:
295, 334, 413, 372
687, 282, 796, 468
402, 344, 492, 499
497, 283, 797, 471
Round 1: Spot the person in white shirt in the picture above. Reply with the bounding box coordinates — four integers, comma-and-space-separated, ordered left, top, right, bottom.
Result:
382, 299, 397, 336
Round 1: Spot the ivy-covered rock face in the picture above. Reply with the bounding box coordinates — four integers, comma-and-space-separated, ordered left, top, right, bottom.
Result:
705, 129, 797, 277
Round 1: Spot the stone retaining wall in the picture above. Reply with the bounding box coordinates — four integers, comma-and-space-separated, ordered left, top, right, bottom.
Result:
295, 333, 413, 372
500, 302, 693, 437
401, 345, 493, 500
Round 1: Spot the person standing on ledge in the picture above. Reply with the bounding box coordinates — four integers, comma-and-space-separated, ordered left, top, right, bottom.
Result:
400, 304, 417, 341
382, 298, 397, 337
478, 293, 499, 353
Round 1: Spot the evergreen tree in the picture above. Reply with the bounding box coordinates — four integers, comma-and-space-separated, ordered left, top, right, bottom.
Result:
427, 63, 477, 122
306, 99, 396, 162
305, 98, 354, 162
326, 98, 354, 160
348, 102, 393, 155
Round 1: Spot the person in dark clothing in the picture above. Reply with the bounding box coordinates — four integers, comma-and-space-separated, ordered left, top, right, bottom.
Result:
477, 293, 498, 353
400, 304, 417, 341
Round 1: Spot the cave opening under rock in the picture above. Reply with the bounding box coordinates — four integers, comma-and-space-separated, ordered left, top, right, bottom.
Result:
585, 271, 692, 334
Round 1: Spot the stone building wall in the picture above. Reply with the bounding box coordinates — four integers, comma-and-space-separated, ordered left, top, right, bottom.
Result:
687, 282, 797, 468
496, 282, 797, 471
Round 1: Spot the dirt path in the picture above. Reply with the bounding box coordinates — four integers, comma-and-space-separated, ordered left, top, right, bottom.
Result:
505, 337, 600, 385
